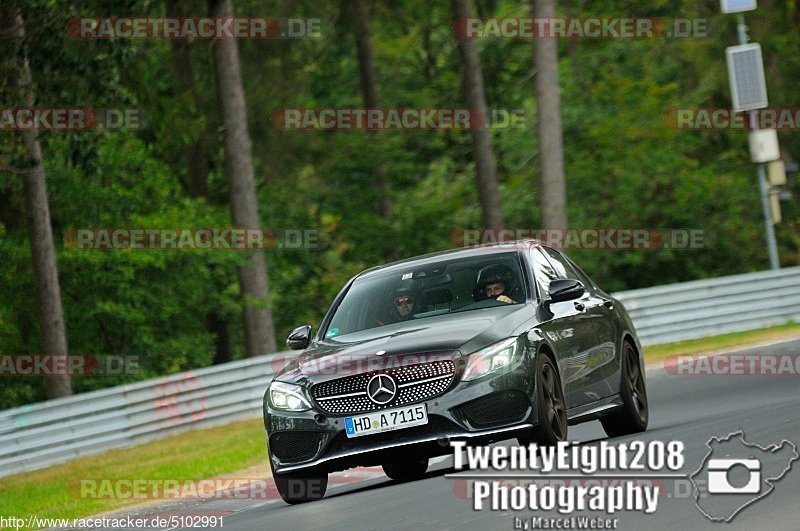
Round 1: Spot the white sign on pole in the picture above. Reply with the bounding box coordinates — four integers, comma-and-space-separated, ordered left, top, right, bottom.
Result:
749, 129, 780, 163
721, 0, 757, 14
726, 43, 768, 111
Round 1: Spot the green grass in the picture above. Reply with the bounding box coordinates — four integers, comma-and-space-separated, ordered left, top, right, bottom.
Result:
0, 418, 269, 528
643, 321, 800, 363
2, 322, 800, 528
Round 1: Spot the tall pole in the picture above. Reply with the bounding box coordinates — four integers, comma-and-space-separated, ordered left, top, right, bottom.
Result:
738, 14, 779, 270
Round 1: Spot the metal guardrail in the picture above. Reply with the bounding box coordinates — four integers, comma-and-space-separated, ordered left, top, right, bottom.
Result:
1, 267, 799, 478
614, 266, 800, 345
0, 355, 280, 477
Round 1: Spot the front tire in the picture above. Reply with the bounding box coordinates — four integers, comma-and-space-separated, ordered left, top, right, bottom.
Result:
518, 354, 567, 446
273, 470, 328, 504
600, 341, 648, 437
383, 457, 428, 481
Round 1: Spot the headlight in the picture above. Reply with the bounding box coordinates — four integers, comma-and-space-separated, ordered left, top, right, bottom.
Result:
268, 381, 312, 411
462, 337, 520, 381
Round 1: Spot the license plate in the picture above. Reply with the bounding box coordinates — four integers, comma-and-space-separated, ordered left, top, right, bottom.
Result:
344, 405, 428, 438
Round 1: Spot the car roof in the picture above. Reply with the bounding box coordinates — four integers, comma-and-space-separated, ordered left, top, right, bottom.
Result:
356, 239, 544, 279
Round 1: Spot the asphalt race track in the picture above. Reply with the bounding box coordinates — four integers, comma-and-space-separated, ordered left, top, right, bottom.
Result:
86, 338, 800, 531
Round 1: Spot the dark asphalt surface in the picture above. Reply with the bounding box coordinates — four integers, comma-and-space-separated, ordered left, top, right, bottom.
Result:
93, 338, 800, 531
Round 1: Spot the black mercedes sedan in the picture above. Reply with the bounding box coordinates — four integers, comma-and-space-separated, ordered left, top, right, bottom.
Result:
263, 240, 648, 503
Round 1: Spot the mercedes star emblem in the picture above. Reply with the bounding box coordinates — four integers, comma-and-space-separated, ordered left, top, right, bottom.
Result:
366, 374, 397, 405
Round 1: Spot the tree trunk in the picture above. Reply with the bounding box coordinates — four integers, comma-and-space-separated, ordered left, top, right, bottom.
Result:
5, 10, 72, 398
209, 0, 277, 356
532, 0, 568, 229
350, 0, 393, 218
168, 0, 210, 199
451, 0, 505, 229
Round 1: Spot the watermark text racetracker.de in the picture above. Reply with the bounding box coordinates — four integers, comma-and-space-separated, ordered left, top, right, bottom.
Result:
0, 354, 139, 377
65, 228, 319, 250
665, 353, 800, 376
68, 17, 321, 39
271, 107, 527, 130
71, 473, 372, 500
447, 440, 686, 526
665, 108, 800, 130
0, 108, 141, 130
269, 351, 456, 377
453, 228, 707, 250
453, 17, 709, 39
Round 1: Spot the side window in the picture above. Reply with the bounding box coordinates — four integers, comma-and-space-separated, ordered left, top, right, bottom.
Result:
543, 247, 595, 290
542, 246, 580, 281
529, 247, 558, 300
567, 258, 595, 289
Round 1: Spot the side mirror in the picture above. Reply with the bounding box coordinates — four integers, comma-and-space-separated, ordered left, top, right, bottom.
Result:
547, 279, 585, 303
286, 325, 312, 350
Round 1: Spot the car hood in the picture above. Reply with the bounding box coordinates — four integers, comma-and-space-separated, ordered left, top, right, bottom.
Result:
275, 304, 534, 385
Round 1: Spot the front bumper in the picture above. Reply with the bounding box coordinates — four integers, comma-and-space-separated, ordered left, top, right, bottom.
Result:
264, 361, 538, 474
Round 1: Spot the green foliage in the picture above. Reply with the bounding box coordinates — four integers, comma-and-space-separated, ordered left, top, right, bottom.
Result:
1, 0, 798, 407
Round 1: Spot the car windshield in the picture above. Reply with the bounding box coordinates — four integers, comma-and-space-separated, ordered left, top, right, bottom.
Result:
323, 252, 526, 339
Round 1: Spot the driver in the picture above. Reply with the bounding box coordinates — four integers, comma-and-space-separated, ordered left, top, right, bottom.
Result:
475, 264, 518, 304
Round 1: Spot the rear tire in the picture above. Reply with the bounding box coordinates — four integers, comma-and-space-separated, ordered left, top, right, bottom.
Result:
518, 354, 567, 446
383, 457, 428, 481
600, 341, 648, 437
273, 470, 328, 504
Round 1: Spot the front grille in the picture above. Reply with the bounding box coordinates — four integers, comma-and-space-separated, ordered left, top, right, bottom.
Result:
458, 390, 531, 428
327, 415, 460, 454
311, 360, 456, 415
269, 431, 325, 463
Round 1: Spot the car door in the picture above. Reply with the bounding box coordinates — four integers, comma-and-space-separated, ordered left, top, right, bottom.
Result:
527, 246, 595, 410
542, 247, 619, 405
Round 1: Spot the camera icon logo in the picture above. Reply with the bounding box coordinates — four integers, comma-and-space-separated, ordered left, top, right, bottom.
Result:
691, 431, 798, 522
707, 458, 761, 494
